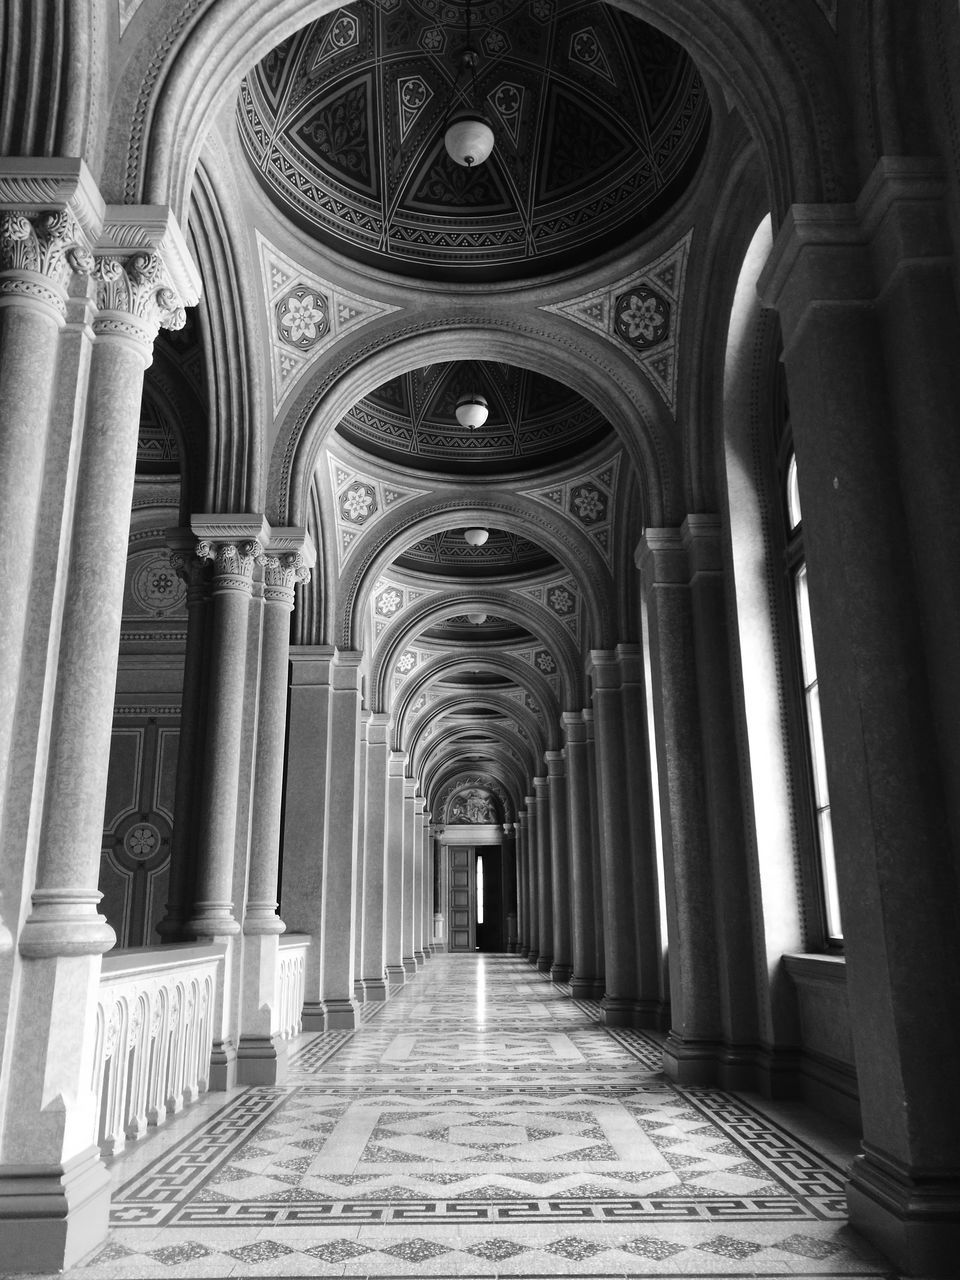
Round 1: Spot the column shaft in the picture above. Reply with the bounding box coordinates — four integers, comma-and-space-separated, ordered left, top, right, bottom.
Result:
563, 714, 603, 998
545, 754, 571, 983
384, 753, 406, 985
359, 717, 389, 1000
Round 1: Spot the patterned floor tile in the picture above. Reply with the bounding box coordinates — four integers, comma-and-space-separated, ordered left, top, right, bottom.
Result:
5, 954, 897, 1280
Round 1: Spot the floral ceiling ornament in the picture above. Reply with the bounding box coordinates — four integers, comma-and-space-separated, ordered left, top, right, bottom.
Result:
541, 229, 693, 415
614, 286, 670, 350
339, 483, 378, 524
570, 484, 607, 523
277, 286, 329, 348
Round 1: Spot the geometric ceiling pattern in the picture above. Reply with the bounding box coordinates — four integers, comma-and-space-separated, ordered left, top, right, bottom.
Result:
257, 232, 401, 415
520, 451, 620, 568
396, 528, 556, 577
238, 0, 710, 281
326, 453, 427, 570
337, 360, 610, 476
542, 229, 693, 414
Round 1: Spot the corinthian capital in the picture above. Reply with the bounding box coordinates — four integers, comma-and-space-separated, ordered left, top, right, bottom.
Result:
0, 209, 95, 313
94, 252, 186, 340
257, 550, 312, 606
196, 538, 262, 591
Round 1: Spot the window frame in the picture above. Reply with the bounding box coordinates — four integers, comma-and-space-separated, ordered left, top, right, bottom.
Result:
775, 404, 843, 952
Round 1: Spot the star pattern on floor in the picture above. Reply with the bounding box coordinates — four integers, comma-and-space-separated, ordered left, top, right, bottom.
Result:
8, 954, 894, 1278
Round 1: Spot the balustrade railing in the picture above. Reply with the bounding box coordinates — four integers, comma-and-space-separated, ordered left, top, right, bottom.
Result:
277, 933, 309, 1040
94, 943, 225, 1157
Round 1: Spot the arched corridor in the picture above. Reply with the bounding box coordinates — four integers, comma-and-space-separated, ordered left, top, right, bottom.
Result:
20, 954, 889, 1279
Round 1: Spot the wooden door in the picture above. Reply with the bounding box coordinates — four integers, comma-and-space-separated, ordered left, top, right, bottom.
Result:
448, 845, 476, 951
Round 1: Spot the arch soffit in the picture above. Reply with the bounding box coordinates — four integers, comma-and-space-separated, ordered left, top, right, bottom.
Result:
392, 651, 565, 746
405, 692, 548, 769
274, 320, 674, 536
419, 734, 535, 808
341, 496, 613, 656
111, 0, 853, 226
371, 597, 584, 717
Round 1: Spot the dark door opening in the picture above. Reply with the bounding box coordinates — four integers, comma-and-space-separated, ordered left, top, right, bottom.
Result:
475, 845, 503, 951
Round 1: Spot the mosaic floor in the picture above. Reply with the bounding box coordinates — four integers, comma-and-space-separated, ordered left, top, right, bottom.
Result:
10, 954, 900, 1279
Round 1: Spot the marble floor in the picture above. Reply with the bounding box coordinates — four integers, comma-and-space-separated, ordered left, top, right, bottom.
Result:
7, 953, 901, 1279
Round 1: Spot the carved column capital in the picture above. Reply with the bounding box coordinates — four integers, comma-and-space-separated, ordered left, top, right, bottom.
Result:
0, 209, 94, 314
256, 550, 312, 608
93, 252, 186, 343
196, 538, 262, 593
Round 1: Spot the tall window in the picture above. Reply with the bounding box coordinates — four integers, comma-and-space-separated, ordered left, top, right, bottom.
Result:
784, 450, 843, 944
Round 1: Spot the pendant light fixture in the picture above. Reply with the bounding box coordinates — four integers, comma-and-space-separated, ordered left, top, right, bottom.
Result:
443, 0, 495, 168
463, 527, 489, 547
455, 391, 489, 429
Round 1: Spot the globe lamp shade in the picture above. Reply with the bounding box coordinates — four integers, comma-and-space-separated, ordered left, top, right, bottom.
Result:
455, 392, 489, 429
463, 528, 489, 547
444, 112, 495, 167
467, 612, 488, 625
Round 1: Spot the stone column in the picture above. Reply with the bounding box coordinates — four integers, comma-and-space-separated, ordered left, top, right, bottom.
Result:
503, 824, 518, 952
353, 711, 370, 1001
683, 520, 758, 1072
759, 161, 960, 1275
523, 798, 539, 964
532, 775, 552, 973
318, 650, 362, 1028
420, 806, 433, 960
282, 647, 334, 1028
402, 778, 418, 974
413, 795, 427, 964
359, 714, 389, 1000
238, 534, 314, 1083
0, 193, 95, 898
157, 539, 210, 941
2, 202, 197, 1271
384, 751, 406, 986
515, 811, 529, 956
583, 710, 606, 987
589, 651, 640, 1025
563, 713, 603, 998
431, 824, 443, 951
186, 520, 266, 942
617, 644, 666, 1028
545, 753, 571, 982
637, 535, 722, 1077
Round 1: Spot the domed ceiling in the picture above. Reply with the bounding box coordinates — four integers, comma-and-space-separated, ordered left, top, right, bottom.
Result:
396, 528, 556, 576
337, 360, 610, 474
238, 0, 710, 280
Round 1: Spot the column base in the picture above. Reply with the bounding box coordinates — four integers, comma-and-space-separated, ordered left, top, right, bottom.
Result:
321, 997, 359, 1030
518, 945, 530, 959
236, 1035, 289, 1085
536, 954, 553, 973
550, 963, 572, 984
600, 995, 636, 1027
361, 978, 388, 1002
632, 998, 670, 1031
847, 1147, 960, 1277
302, 1001, 326, 1031
662, 1031, 722, 1085
0, 1147, 111, 1272
386, 964, 406, 989
208, 1038, 238, 1091
402, 955, 418, 975
414, 949, 427, 965
570, 976, 605, 1000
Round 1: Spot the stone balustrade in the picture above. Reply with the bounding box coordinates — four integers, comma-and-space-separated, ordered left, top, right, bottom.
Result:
277, 933, 309, 1040
94, 943, 225, 1157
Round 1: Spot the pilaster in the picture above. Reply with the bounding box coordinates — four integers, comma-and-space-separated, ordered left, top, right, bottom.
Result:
760, 159, 960, 1276
544, 753, 571, 983
532, 777, 552, 973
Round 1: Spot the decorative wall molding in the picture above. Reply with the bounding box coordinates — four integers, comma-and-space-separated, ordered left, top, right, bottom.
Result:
257, 231, 400, 416
541, 230, 693, 415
